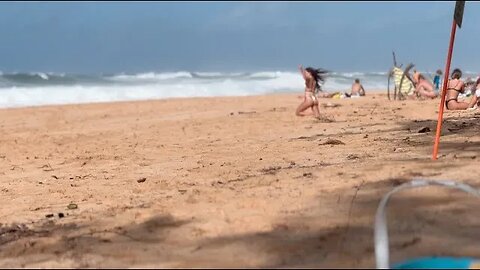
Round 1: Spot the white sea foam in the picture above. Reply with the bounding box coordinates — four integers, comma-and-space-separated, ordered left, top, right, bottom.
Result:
0, 71, 390, 108
192, 72, 225, 77
109, 71, 193, 81
32, 72, 49, 80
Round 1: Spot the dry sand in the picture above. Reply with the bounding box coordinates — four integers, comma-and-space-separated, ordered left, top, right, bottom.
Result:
1, 92, 480, 268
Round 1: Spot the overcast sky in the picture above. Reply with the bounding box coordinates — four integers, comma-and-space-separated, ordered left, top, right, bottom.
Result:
0, 1, 478, 74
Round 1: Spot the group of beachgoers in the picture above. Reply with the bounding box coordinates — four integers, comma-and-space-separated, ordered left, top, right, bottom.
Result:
398, 67, 480, 111
296, 65, 480, 119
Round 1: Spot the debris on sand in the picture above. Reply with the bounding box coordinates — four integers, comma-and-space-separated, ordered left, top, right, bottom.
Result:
418, 127, 431, 133
40, 164, 54, 172
270, 107, 287, 112
346, 154, 360, 160
319, 139, 345, 146
294, 134, 323, 141
453, 153, 477, 159
67, 203, 78, 210
137, 177, 147, 183
302, 172, 313, 178
322, 103, 341, 108
260, 166, 282, 175
393, 147, 406, 153
447, 127, 462, 132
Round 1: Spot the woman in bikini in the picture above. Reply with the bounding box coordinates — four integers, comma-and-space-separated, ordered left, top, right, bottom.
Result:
296, 65, 328, 119
444, 68, 470, 110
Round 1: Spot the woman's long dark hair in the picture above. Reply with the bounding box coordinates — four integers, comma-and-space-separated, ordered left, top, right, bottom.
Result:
451, 68, 462, 79
305, 67, 328, 92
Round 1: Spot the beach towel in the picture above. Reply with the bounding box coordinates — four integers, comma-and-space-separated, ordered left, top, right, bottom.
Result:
392, 67, 415, 96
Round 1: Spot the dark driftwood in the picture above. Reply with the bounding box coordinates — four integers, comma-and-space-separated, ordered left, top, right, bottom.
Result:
388, 51, 397, 101
387, 70, 393, 101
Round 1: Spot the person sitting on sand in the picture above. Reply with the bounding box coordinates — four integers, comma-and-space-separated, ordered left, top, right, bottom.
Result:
348, 78, 365, 97
296, 65, 329, 119
464, 77, 476, 94
414, 73, 437, 99
466, 77, 480, 110
445, 68, 470, 110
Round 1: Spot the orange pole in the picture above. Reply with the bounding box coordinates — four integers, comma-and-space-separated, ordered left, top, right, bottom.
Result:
432, 19, 458, 160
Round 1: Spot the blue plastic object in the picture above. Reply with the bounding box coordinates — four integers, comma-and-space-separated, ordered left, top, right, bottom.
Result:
394, 257, 479, 269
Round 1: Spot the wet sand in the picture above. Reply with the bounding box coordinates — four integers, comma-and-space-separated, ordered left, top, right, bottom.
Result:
1, 92, 480, 268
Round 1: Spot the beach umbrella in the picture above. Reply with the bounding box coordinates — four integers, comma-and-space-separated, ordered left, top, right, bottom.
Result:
432, 1, 465, 160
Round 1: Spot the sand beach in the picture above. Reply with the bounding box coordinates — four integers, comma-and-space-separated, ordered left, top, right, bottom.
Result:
1, 92, 480, 268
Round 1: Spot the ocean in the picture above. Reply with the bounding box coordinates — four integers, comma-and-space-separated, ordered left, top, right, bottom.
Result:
0, 70, 476, 108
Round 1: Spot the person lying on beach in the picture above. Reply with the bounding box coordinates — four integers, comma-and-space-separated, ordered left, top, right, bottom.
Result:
347, 78, 365, 97
296, 65, 329, 119
466, 77, 480, 109
414, 73, 437, 99
316, 89, 339, 98
444, 68, 470, 110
